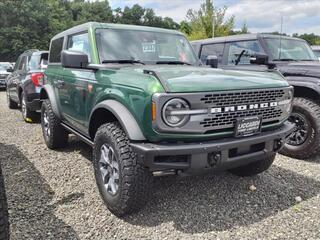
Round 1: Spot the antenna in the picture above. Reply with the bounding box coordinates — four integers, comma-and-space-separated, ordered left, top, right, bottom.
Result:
278, 16, 283, 59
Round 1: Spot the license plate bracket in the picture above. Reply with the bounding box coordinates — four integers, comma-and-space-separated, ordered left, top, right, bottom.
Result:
235, 116, 262, 137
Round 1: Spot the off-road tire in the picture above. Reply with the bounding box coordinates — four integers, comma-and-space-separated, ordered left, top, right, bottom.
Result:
21, 92, 39, 123
6, 90, 18, 109
229, 153, 276, 177
0, 166, 9, 240
93, 122, 153, 217
280, 98, 320, 159
41, 99, 68, 149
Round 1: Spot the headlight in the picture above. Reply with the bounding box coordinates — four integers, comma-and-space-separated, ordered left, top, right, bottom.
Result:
162, 98, 190, 127
278, 88, 294, 113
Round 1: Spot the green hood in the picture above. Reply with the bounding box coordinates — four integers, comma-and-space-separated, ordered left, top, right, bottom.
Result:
141, 66, 288, 93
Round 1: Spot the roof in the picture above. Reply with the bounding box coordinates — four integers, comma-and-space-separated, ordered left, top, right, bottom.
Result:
52, 22, 183, 40
191, 33, 306, 45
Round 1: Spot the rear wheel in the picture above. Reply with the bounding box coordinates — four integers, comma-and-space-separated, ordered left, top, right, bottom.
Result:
93, 122, 153, 217
280, 98, 320, 159
229, 154, 276, 177
41, 99, 68, 149
21, 92, 38, 123
6, 90, 18, 109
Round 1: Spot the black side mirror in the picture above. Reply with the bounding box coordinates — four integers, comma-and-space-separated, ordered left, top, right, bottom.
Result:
206, 55, 218, 68
6, 67, 13, 73
61, 50, 89, 69
250, 54, 269, 65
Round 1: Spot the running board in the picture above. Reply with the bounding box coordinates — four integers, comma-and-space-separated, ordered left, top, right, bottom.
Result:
61, 123, 94, 147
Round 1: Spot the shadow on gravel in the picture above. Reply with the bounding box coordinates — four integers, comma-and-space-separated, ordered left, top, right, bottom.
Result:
0, 143, 80, 240
58, 136, 92, 162
124, 165, 320, 234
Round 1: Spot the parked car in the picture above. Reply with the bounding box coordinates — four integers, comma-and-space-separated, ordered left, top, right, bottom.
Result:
311, 45, 320, 61
192, 34, 320, 160
0, 62, 13, 90
6, 49, 48, 122
40, 22, 294, 216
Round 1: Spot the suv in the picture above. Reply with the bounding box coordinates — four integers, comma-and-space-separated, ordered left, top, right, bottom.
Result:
0, 62, 13, 90
40, 23, 294, 216
192, 34, 320, 159
6, 50, 48, 122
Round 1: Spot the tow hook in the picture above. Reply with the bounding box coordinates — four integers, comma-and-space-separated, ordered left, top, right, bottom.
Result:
208, 152, 221, 167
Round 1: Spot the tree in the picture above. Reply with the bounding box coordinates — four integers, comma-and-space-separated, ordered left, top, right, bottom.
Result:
292, 33, 320, 45
186, 0, 235, 40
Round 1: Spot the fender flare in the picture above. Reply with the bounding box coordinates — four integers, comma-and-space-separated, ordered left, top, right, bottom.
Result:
40, 85, 61, 118
90, 100, 146, 141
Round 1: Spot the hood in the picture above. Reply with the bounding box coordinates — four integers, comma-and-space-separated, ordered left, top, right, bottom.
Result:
276, 61, 320, 79
139, 65, 288, 93
0, 70, 9, 75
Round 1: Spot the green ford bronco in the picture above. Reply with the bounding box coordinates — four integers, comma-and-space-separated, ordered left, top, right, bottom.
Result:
40, 22, 294, 216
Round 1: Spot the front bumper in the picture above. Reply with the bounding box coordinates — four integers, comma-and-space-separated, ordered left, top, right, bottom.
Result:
131, 121, 295, 172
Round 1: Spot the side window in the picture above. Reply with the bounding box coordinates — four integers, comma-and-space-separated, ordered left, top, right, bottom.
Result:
49, 37, 64, 63
227, 40, 264, 65
200, 43, 225, 64
18, 56, 27, 71
67, 33, 91, 62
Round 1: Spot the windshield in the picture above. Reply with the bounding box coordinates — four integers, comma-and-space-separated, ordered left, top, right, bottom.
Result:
96, 29, 198, 65
264, 38, 317, 61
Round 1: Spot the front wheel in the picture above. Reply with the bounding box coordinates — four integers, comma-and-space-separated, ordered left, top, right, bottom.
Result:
6, 90, 18, 109
93, 122, 153, 217
280, 98, 320, 159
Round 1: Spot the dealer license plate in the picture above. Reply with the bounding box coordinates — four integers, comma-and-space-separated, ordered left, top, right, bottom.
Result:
235, 116, 262, 137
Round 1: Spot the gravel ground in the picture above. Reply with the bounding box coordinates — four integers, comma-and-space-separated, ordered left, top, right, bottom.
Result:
0, 90, 320, 240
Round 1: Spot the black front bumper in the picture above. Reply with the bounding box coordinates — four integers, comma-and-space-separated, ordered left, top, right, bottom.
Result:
131, 121, 295, 172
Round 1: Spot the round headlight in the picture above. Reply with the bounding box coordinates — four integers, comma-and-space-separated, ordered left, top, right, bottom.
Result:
162, 98, 190, 127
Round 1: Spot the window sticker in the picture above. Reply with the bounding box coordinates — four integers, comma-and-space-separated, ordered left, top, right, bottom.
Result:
142, 41, 156, 53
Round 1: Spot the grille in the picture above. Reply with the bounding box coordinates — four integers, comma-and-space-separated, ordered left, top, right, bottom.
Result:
198, 89, 286, 130
200, 89, 285, 106
200, 108, 282, 128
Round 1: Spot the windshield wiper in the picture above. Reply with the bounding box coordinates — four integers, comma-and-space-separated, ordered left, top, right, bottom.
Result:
272, 58, 297, 62
156, 60, 192, 66
102, 59, 145, 65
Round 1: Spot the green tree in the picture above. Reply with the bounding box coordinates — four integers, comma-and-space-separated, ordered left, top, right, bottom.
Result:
186, 0, 235, 40
292, 33, 320, 45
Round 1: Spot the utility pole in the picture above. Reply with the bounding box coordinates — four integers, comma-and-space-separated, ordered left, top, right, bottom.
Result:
212, 12, 215, 38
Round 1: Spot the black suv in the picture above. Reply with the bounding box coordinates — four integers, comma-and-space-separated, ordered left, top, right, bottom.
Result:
6, 49, 48, 122
192, 34, 320, 159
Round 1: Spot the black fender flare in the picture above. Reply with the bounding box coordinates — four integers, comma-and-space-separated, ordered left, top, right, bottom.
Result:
40, 85, 61, 118
90, 100, 146, 141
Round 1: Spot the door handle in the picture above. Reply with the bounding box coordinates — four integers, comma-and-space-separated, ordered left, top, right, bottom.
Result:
56, 80, 65, 88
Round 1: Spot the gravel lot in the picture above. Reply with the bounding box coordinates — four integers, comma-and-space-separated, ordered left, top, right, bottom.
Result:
0, 91, 320, 240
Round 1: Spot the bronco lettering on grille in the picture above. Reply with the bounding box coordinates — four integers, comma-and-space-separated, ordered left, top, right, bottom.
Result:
210, 102, 278, 114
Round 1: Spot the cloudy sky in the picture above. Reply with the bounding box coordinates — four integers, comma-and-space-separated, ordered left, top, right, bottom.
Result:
108, 0, 320, 34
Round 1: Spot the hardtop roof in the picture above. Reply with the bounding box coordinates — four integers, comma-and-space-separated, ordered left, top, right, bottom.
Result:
191, 33, 306, 45
51, 22, 184, 40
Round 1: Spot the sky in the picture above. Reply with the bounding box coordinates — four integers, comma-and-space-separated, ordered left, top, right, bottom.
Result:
108, 0, 320, 35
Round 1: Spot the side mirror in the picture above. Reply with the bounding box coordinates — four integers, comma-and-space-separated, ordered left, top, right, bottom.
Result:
250, 54, 269, 65
206, 55, 218, 68
61, 50, 89, 69
6, 67, 13, 73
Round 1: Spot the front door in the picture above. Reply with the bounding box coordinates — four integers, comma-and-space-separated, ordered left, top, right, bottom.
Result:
59, 32, 94, 134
